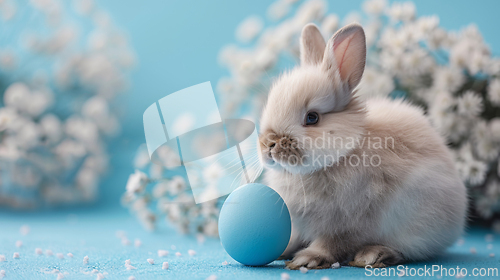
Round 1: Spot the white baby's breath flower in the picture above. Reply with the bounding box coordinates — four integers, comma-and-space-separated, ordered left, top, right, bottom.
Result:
73, 0, 94, 15
203, 163, 224, 183
126, 170, 149, 194
473, 120, 490, 142
476, 196, 496, 219
321, 14, 339, 37
165, 203, 182, 222
356, 67, 394, 99
378, 27, 407, 51
498, 159, 500, 178
155, 146, 181, 168
456, 143, 475, 163
216, 77, 237, 97
363, 20, 382, 47
428, 91, 462, 138
16, 120, 40, 149
65, 116, 99, 144
386, 1, 415, 22
217, 45, 239, 67
486, 58, 500, 76
457, 91, 483, 117
82, 96, 109, 120
0, 137, 21, 160
39, 114, 62, 143
4, 82, 30, 111
87, 30, 108, 51
236, 16, 264, 43
197, 184, 221, 203
133, 144, 150, 169
0, 0, 16, 21
464, 159, 487, 186
449, 41, 469, 69
363, 0, 386, 15
24, 87, 53, 117
342, 12, 362, 26
427, 27, 449, 49
267, 0, 291, 21
152, 181, 169, 198
76, 168, 99, 198
433, 66, 465, 92
488, 79, 500, 106
167, 176, 187, 196
148, 164, 163, 180
203, 219, 219, 236
468, 50, 489, 75
136, 208, 155, 231
0, 107, 17, 131
450, 27, 490, 74
415, 15, 439, 38
486, 180, 500, 198
254, 47, 277, 70
6, 5, 136, 204
294, 0, 326, 26
489, 118, 500, 141
0, 49, 16, 69
401, 48, 435, 76
472, 120, 499, 160
475, 137, 499, 161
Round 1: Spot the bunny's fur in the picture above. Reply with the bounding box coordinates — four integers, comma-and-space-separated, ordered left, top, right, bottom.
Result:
257, 23, 467, 269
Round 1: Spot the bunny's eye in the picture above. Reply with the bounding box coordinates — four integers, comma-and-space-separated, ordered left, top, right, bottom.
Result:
305, 111, 319, 126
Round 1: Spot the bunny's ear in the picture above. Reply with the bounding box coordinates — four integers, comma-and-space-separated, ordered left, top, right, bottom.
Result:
322, 23, 366, 91
300, 23, 326, 66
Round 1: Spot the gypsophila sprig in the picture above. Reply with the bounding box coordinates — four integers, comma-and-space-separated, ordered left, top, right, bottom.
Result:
121, 144, 221, 235
0, 0, 135, 208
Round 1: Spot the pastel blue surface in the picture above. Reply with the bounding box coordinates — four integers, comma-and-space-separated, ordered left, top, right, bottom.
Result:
1, 209, 500, 279
218, 184, 291, 266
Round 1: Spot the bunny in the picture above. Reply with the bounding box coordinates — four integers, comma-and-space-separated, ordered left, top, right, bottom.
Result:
257, 23, 467, 269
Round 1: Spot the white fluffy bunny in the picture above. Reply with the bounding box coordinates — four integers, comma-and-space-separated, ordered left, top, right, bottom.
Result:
257, 23, 467, 269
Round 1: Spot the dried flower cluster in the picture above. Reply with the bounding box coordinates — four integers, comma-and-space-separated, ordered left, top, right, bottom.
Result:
124, 0, 500, 234
0, 0, 135, 208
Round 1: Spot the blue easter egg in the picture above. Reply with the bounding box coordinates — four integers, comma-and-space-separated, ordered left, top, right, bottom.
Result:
218, 183, 291, 266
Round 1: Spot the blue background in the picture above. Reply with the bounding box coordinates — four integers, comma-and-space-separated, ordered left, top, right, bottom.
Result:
2, 1, 500, 279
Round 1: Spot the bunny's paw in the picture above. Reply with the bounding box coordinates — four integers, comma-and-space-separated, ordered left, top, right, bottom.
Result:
349, 245, 403, 268
285, 247, 334, 270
